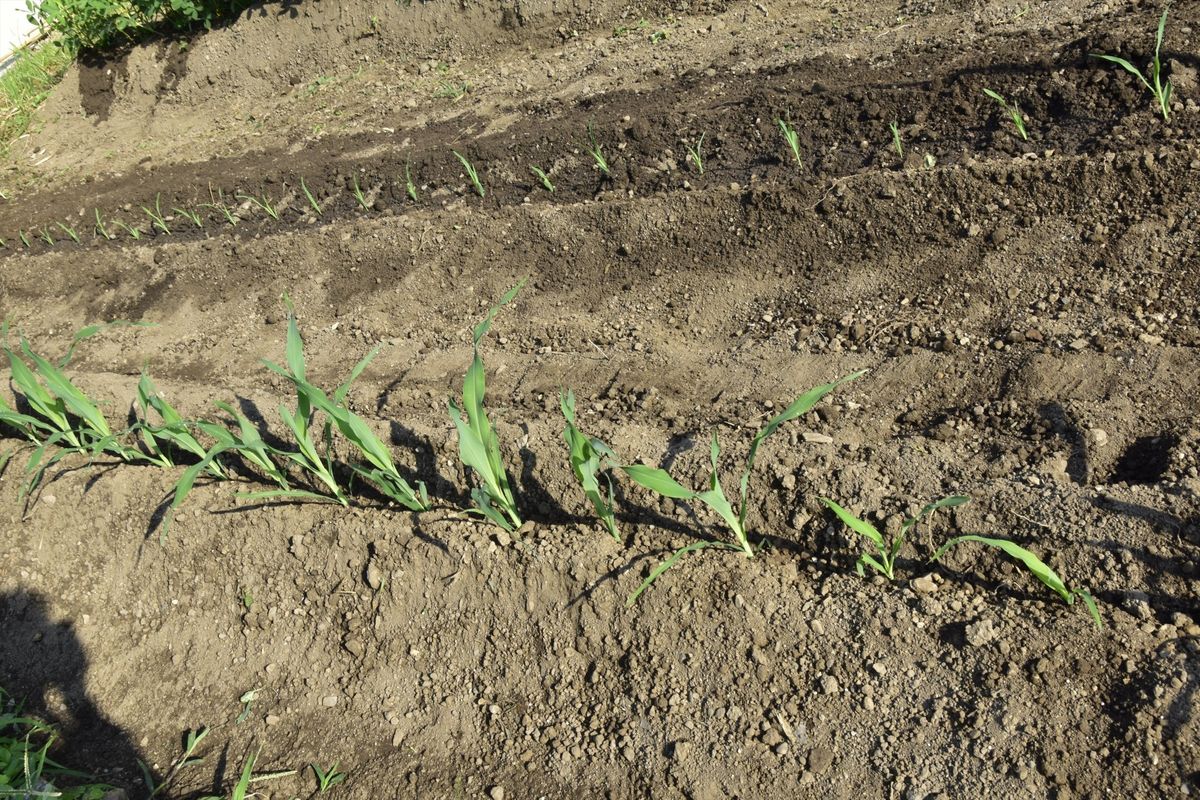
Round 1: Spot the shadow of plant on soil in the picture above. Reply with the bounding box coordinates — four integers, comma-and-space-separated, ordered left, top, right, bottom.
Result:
0, 591, 146, 794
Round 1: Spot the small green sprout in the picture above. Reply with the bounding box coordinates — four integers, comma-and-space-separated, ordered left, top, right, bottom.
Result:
173, 206, 204, 229
821, 494, 969, 580
1091, 4, 1173, 121
530, 165, 555, 192
452, 150, 485, 198
140, 727, 210, 798
434, 80, 470, 101
113, 220, 143, 240
94, 209, 113, 240
141, 193, 171, 234
585, 123, 611, 177
54, 221, 80, 243
311, 763, 348, 793
300, 177, 323, 216
983, 89, 1028, 141
777, 118, 802, 167
197, 746, 295, 800
448, 280, 527, 531
404, 160, 419, 201
621, 370, 865, 605
38, 227, 53, 245
889, 120, 903, 158
351, 175, 370, 210
685, 132, 705, 175
931, 536, 1103, 628
561, 389, 619, 540
235, 688, 259, 724
236, 191, 280, 221
18, 229, 30, 248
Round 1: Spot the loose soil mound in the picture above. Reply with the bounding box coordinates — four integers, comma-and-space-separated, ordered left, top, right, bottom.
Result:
1, 1, 1198, 798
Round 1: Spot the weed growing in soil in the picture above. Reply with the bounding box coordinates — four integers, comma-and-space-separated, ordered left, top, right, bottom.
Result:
141, 194, 171, 234
174, 206, 205, 229
983, 89, 1029, 141
685, 133, 706, 175
0, 688, 113, 799
561, 389, 619, 540
351, 176, 369, 210
530, 165, 555, 192
54, 221, 80, 243
404, 160, 419, 201
585, 123, 611, 177
448, 280, 527, 531
300, 177, 323, 216
311, 762, 348, 793
141, 727, 209, 798
452, 151, 485, 198
932, 535, 1103, 628
889, 120, 903, 158
821, 494, 968, 580
622, 370, 865, 604
198, 746, 295, 800
237, 191, 280, 221
1091, 4, 1173, 121
93, 209, 113, 240
777, 119, 803, 168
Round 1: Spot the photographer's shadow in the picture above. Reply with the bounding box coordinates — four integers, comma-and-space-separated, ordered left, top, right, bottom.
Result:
0, 591, 144, 795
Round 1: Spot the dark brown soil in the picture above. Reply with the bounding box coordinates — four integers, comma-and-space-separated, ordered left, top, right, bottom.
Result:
1, 1, 1198, 799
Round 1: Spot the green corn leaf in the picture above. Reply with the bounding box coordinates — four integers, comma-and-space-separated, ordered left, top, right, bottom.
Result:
560, 389, 619, 539
3, 343, 72, 439
931, 535, 1071, 603
627, 539, 737, 606
1092, 54, 1154, 91
1077, 588, 1103, 629
858, 552, 887, 577
895, 494, 970, 559
20, 338, 111, 438
620, 464, 696, 500
820, 497, 885, 551
471, 279, 527, 346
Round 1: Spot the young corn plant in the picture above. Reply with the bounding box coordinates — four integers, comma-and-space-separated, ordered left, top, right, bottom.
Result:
38, 227, 53, 245
983, 89, 1028, 141
777, 119, 802, 168
142, 194, 171, 234
300, 177, 323, 216
448, 280, 527, 532
173, 206, 204, 229
621, 370, 866, 605
351, 176, 369, 210
404, 160, 419, 202
530, 165, 555, 192
931, 535, 1103, 628
685, 132, 705, 175
311, 763, 348, 794
820, 494, 969, 580
113, 220, 143, 240
889, 120, 903, 158
561, 389, 619, 540
17, 229, 30, 248
201, 188, 239, 227
55, 221, 80, 244
94, 209, 114, 240
452, 151, 485, 198
1091, 4, 1173, 121
585, 123, 611, 177
135, 370, 222, 476
236, 191, 280, 221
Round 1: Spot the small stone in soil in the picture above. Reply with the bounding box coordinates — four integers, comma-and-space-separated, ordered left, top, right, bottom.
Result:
808, 745, 835, 773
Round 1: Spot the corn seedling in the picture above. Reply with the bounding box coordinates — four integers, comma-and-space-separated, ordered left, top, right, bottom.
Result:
173, 206, 204, 229
0, 238, 5, 249
55, 221, 80, 244
932, 536, 1102, 628
17, 229, 30, 248
197, 746, 295, 800
202, 187, 239, 227
141, 193, 171, 234
351, 176, 370, 210
585, 123, 610, 177
685, 132, 705, 175
821, 494, 969, 580
404, 160, 419, 201
452, 150, 485, 198
236, 191, 280, 221
530, 165, 555, 192
113, 220, 144, 240
982, 89, 1028, 141
311, 763, 348, 794
38, 227, 53, 245
300, 177, 323, 216
260, 297, 430, 512
448, 280, 527, 531
561, 389, 619, 540
94, 209, 114, 240
777, 119, 802, 167
434, 80, 470, 101
621, 370, 865, 605
1091, 4, 1173, 121
889, 120, 903, 158
135, 370, 223, 477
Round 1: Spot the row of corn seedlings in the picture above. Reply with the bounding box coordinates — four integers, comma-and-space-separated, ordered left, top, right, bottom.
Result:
0, 283, 1104, 627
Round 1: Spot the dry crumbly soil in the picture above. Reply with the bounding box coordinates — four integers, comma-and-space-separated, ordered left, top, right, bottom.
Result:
1, 0, 1199, 798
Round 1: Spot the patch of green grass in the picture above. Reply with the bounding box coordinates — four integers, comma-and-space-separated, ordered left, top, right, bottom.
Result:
449, 280, 526, 531
0, 42, 75, 156
621, 370, 865, 605
932, 535, 1103, 628
0, 687, 113, 799
821, 494, 968, 579
1091, 4, 1173, 121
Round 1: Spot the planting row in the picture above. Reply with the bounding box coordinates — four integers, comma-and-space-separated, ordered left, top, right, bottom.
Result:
0, 283, 1103, 626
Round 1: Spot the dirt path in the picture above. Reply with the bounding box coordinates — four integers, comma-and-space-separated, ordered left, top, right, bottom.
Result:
1, 1, 1198, 798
